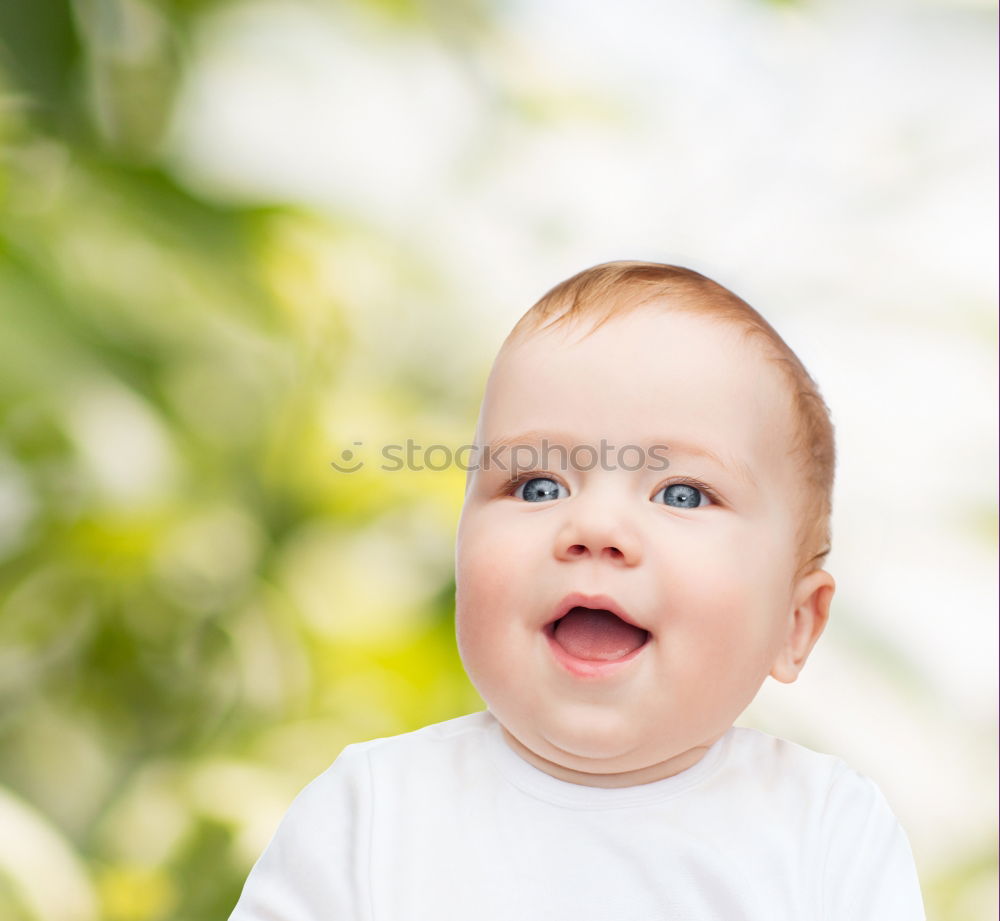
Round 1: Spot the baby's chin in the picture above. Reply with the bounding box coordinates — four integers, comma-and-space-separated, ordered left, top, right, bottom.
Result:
498, 708, 720, 785
501, 722, 718, 787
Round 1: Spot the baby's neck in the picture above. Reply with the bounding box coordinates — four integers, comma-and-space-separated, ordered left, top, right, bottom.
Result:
500, 727, 723, 788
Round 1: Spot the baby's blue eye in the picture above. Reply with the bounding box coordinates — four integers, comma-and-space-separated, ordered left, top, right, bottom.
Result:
653, 483, 711, 508
515, 477, 568, 502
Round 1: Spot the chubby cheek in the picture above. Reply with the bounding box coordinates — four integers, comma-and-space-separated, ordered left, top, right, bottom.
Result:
454, 522, 523, 675
664, 538, 789, 679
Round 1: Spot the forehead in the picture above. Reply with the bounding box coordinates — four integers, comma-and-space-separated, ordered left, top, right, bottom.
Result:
482, 308, 797, 479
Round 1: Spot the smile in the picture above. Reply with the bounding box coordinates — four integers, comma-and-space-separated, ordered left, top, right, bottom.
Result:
544, 594, 651, 677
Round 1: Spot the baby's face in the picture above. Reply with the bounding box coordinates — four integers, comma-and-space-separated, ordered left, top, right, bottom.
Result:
455, 306, 830, 785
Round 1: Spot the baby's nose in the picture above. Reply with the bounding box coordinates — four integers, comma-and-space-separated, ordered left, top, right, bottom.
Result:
553, 509, 642, 567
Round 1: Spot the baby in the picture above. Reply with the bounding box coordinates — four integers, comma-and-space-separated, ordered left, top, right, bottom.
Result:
230, 262, 925, 919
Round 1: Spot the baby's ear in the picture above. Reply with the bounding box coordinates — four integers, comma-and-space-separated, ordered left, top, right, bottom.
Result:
770, 570, 835, 684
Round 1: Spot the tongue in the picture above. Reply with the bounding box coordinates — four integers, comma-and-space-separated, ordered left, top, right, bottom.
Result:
553, 607, 648, 661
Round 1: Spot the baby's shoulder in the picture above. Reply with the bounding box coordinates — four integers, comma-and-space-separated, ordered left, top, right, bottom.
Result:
346, 710, 492, 758
724, 726, 847, 776
324, 710, 494, 781
720, 726, 891, 817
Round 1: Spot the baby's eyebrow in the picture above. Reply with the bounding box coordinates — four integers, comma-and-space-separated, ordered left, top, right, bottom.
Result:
483, 429, 569, 452
665, 440, 757, 488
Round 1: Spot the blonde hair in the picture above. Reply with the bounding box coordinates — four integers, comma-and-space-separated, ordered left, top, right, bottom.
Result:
507, 261, 835, 574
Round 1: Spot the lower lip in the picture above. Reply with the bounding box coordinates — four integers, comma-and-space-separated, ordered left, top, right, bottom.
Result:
544, 628, 649, 678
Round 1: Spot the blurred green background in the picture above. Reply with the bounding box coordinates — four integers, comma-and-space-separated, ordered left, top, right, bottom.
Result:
0, 0, 995, 919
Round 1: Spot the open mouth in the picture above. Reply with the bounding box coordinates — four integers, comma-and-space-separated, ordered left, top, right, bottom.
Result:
546, 605, 650, 663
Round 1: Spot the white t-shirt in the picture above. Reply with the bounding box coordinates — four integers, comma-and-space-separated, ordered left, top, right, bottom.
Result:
230, 711, 925, 920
